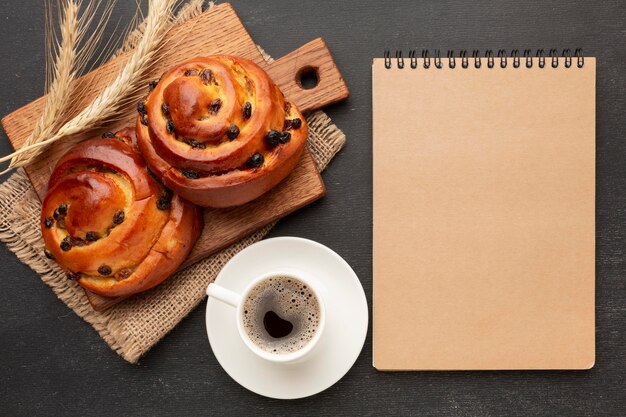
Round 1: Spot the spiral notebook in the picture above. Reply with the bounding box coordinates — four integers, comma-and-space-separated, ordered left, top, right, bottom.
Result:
373, 50, 595, 370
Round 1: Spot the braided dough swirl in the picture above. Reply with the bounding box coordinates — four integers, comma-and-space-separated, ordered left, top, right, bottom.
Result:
135, 56, 307, 207
40, 128, 202, 297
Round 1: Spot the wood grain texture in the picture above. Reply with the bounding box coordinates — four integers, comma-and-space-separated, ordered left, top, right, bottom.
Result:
1, 0, 626, 416
0, 3, 347, 310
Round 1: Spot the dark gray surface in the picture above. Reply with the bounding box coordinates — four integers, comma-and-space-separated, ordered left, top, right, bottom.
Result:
1, 0, 625, 416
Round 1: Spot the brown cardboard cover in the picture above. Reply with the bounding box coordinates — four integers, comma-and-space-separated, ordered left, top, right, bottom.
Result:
372, 58, 596, 370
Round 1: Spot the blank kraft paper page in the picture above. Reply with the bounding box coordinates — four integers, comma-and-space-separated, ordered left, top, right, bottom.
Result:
372, 56, 595, 370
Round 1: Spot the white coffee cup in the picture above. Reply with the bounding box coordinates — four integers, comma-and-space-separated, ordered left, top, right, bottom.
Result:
206, 270, 326, 364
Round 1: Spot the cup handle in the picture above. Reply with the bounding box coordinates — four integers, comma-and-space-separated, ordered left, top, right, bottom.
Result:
206, 283, 241, 308
206, 283, 242, 308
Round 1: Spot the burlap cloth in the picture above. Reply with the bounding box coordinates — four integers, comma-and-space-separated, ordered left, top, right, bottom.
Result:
0, 3, 346, 364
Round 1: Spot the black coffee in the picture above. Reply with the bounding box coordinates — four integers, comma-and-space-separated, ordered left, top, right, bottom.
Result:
241, 276, 321, 354
263, 311, 293, 338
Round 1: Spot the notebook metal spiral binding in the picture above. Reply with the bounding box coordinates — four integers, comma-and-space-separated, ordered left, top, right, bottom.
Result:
383, 49, 584, 69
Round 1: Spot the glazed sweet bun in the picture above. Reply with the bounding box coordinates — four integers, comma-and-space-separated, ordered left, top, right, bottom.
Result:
41, 128, 202, 297
135, 55, 307, 207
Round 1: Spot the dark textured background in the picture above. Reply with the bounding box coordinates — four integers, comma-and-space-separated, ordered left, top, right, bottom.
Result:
1, 1, 625, 416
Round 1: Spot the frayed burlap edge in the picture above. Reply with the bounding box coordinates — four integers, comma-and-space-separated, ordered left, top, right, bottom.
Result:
0, 112, 345, 363
0, 170, 129, 358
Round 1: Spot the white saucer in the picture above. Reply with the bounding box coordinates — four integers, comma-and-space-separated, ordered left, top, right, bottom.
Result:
205, 237, 368, 399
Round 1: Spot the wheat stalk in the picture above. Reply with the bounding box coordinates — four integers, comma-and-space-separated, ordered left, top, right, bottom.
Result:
112, 0, 209, 59
1, 0, 179, 170
37, 0, 80, 142
174, 0, 210, 24
7, 1, 116, 170
11, 0, 80, 168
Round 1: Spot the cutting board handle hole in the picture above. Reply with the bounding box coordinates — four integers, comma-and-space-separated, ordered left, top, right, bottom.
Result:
296, 66, 319, 90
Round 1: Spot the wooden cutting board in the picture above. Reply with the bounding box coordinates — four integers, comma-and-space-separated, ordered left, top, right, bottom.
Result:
0, 3, 349, 311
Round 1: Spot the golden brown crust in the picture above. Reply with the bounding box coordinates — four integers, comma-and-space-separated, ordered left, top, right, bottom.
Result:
41, 128, 202, 297
135, 55, 308, 207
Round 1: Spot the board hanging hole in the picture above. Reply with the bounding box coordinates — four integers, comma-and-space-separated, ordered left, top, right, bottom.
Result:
296, 66, 319, 90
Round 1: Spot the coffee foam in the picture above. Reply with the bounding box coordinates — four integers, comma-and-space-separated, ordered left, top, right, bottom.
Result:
241, 276, 320, 354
